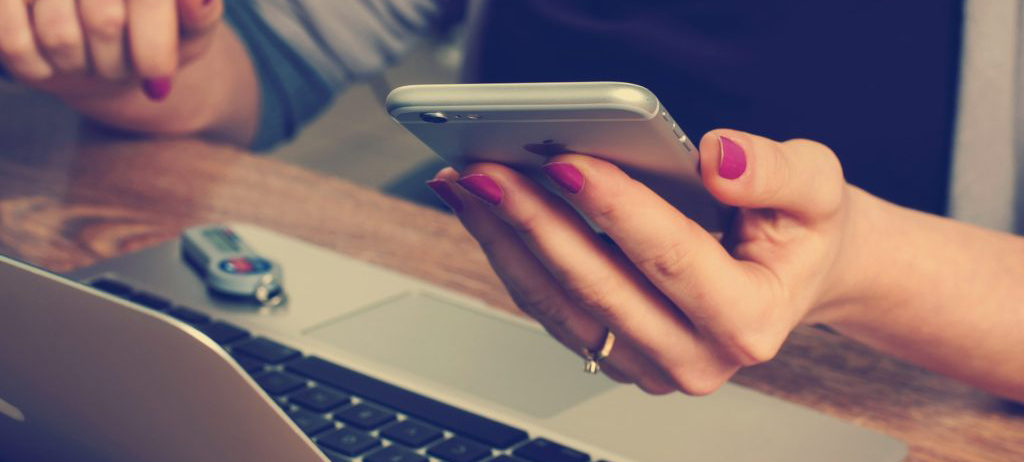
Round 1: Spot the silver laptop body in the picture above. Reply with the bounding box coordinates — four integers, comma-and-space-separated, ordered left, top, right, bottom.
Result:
0, 223, 907, 461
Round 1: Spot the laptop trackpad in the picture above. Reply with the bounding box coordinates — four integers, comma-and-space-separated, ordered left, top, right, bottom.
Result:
305, 292, 615, 418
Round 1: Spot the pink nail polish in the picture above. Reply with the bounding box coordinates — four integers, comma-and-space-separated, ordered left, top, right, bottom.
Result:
542, 162, 585, 194
142, 77, 173, 101
457, 174, 503, 206
426, 180, 463, 213
718, 136, 747, 180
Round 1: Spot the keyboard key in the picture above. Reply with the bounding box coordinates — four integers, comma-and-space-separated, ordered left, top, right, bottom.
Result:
233, 337, 301, 364
319, 446, 353, 462
129, 292, 172, 311
489, 457, 529, 462
167, 306, 211, 325
380, 420, 443, 448
253, 371, 306, 396
287, 357, 528, 448
365, 446, 428, 462
90, 278, 133, 297
513, 438, 589, 462
231, 353, 266, 374
336, 403, 395, 430
428, 437, 492, 462
196, 321, 249, 345
286, 408, 334, 436
289, 385, 350, 413
318, 428, 381, 457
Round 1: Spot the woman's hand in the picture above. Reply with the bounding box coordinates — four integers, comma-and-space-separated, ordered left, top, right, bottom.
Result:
0, 0, 223, 101
428, 129, 870, 395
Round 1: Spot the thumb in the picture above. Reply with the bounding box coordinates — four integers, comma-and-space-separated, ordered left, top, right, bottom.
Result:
178, 0, 223, 36
699, 129, 846, 220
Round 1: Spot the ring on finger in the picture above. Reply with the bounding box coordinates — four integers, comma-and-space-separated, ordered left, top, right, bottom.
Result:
582, 329, 616, 374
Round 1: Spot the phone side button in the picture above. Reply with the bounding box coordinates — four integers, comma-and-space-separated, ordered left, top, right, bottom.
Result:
678, 135, 693, 152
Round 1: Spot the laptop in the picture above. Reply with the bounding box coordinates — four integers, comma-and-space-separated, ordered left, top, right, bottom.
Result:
0, 223, 907, 461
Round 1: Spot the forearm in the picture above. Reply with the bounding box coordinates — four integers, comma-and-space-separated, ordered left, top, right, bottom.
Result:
58, 25, 259, 146
820, 187, 1024, 401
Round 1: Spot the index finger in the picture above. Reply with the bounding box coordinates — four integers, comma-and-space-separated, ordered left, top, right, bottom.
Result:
127, 0, 177, 78
457, 162, 739, 394
539, 155, 774, 350
0, 0, 54, 80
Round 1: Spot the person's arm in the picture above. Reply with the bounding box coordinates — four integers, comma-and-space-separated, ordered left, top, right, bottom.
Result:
0, 0, 455, 149
50, 23, 261, 146
815, 190, 1024, 402
0, 0, 258, 145
426, 129, 1024, 402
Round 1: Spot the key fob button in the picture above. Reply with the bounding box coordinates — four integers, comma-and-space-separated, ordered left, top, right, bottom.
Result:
219, 257, 271, 274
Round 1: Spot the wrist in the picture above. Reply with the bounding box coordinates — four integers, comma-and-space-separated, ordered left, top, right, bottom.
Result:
803, 184, 899, 327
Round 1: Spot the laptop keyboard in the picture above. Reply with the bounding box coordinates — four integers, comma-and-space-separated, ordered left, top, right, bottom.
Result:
89, 278, 600, 462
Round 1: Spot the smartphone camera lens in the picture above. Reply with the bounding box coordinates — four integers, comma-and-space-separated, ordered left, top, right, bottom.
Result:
420, 112, 448, 124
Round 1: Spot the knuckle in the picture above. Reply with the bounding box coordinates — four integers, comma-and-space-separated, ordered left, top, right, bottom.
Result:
471, 230, 506, 258
719, 329, 782, 366
18, 65, 53, 81
0, 36, 51, 80
561, 275, 624, 325
597, 362, 636, 385
182, 0, 223, 25
784, 138, 832, 156
37, 27, 82, 54
783, 138, 846, 212
510, 290, 572, 332
636, 378, 676, 396
579, 174, 635, 228
82, 6, 127, 41
785, 138, 842, 177
585, 196, 624, 229
506, 206, 546, 239
599, 369, 632, 385
633, 238, 696, 282
666, 369, 726, 396
754, 142, 791, 204
0, 33, 35, 61
94, 61, 128, 80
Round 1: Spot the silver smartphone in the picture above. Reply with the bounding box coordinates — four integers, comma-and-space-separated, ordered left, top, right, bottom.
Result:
386, 82, 731, 232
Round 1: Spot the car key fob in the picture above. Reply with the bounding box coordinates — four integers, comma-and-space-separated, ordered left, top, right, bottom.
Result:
181, 224, 285, 307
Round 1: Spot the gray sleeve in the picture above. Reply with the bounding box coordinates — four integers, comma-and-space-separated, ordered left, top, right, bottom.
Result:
251, 0, 447, 91
225, 0, 453, 150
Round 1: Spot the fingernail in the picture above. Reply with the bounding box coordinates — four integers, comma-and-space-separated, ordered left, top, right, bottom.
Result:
457, 174, 503, 205
542, 162, 585, 194
426, 180, 463, 213
718, 136, 747, 180
142, 77, 173, 101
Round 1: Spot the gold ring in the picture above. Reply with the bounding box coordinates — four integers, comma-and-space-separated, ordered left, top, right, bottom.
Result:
582, 329, 616, 374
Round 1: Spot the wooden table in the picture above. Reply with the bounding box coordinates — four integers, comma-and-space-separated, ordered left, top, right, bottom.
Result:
1, 96, 1021, 462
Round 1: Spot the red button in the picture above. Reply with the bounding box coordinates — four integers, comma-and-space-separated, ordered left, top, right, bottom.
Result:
226, 257, 253, 273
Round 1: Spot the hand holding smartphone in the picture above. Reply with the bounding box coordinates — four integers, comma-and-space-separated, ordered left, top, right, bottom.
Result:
386, 82, 731, 232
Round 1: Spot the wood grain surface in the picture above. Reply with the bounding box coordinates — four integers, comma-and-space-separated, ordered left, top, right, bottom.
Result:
0, 110, 1021, 462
